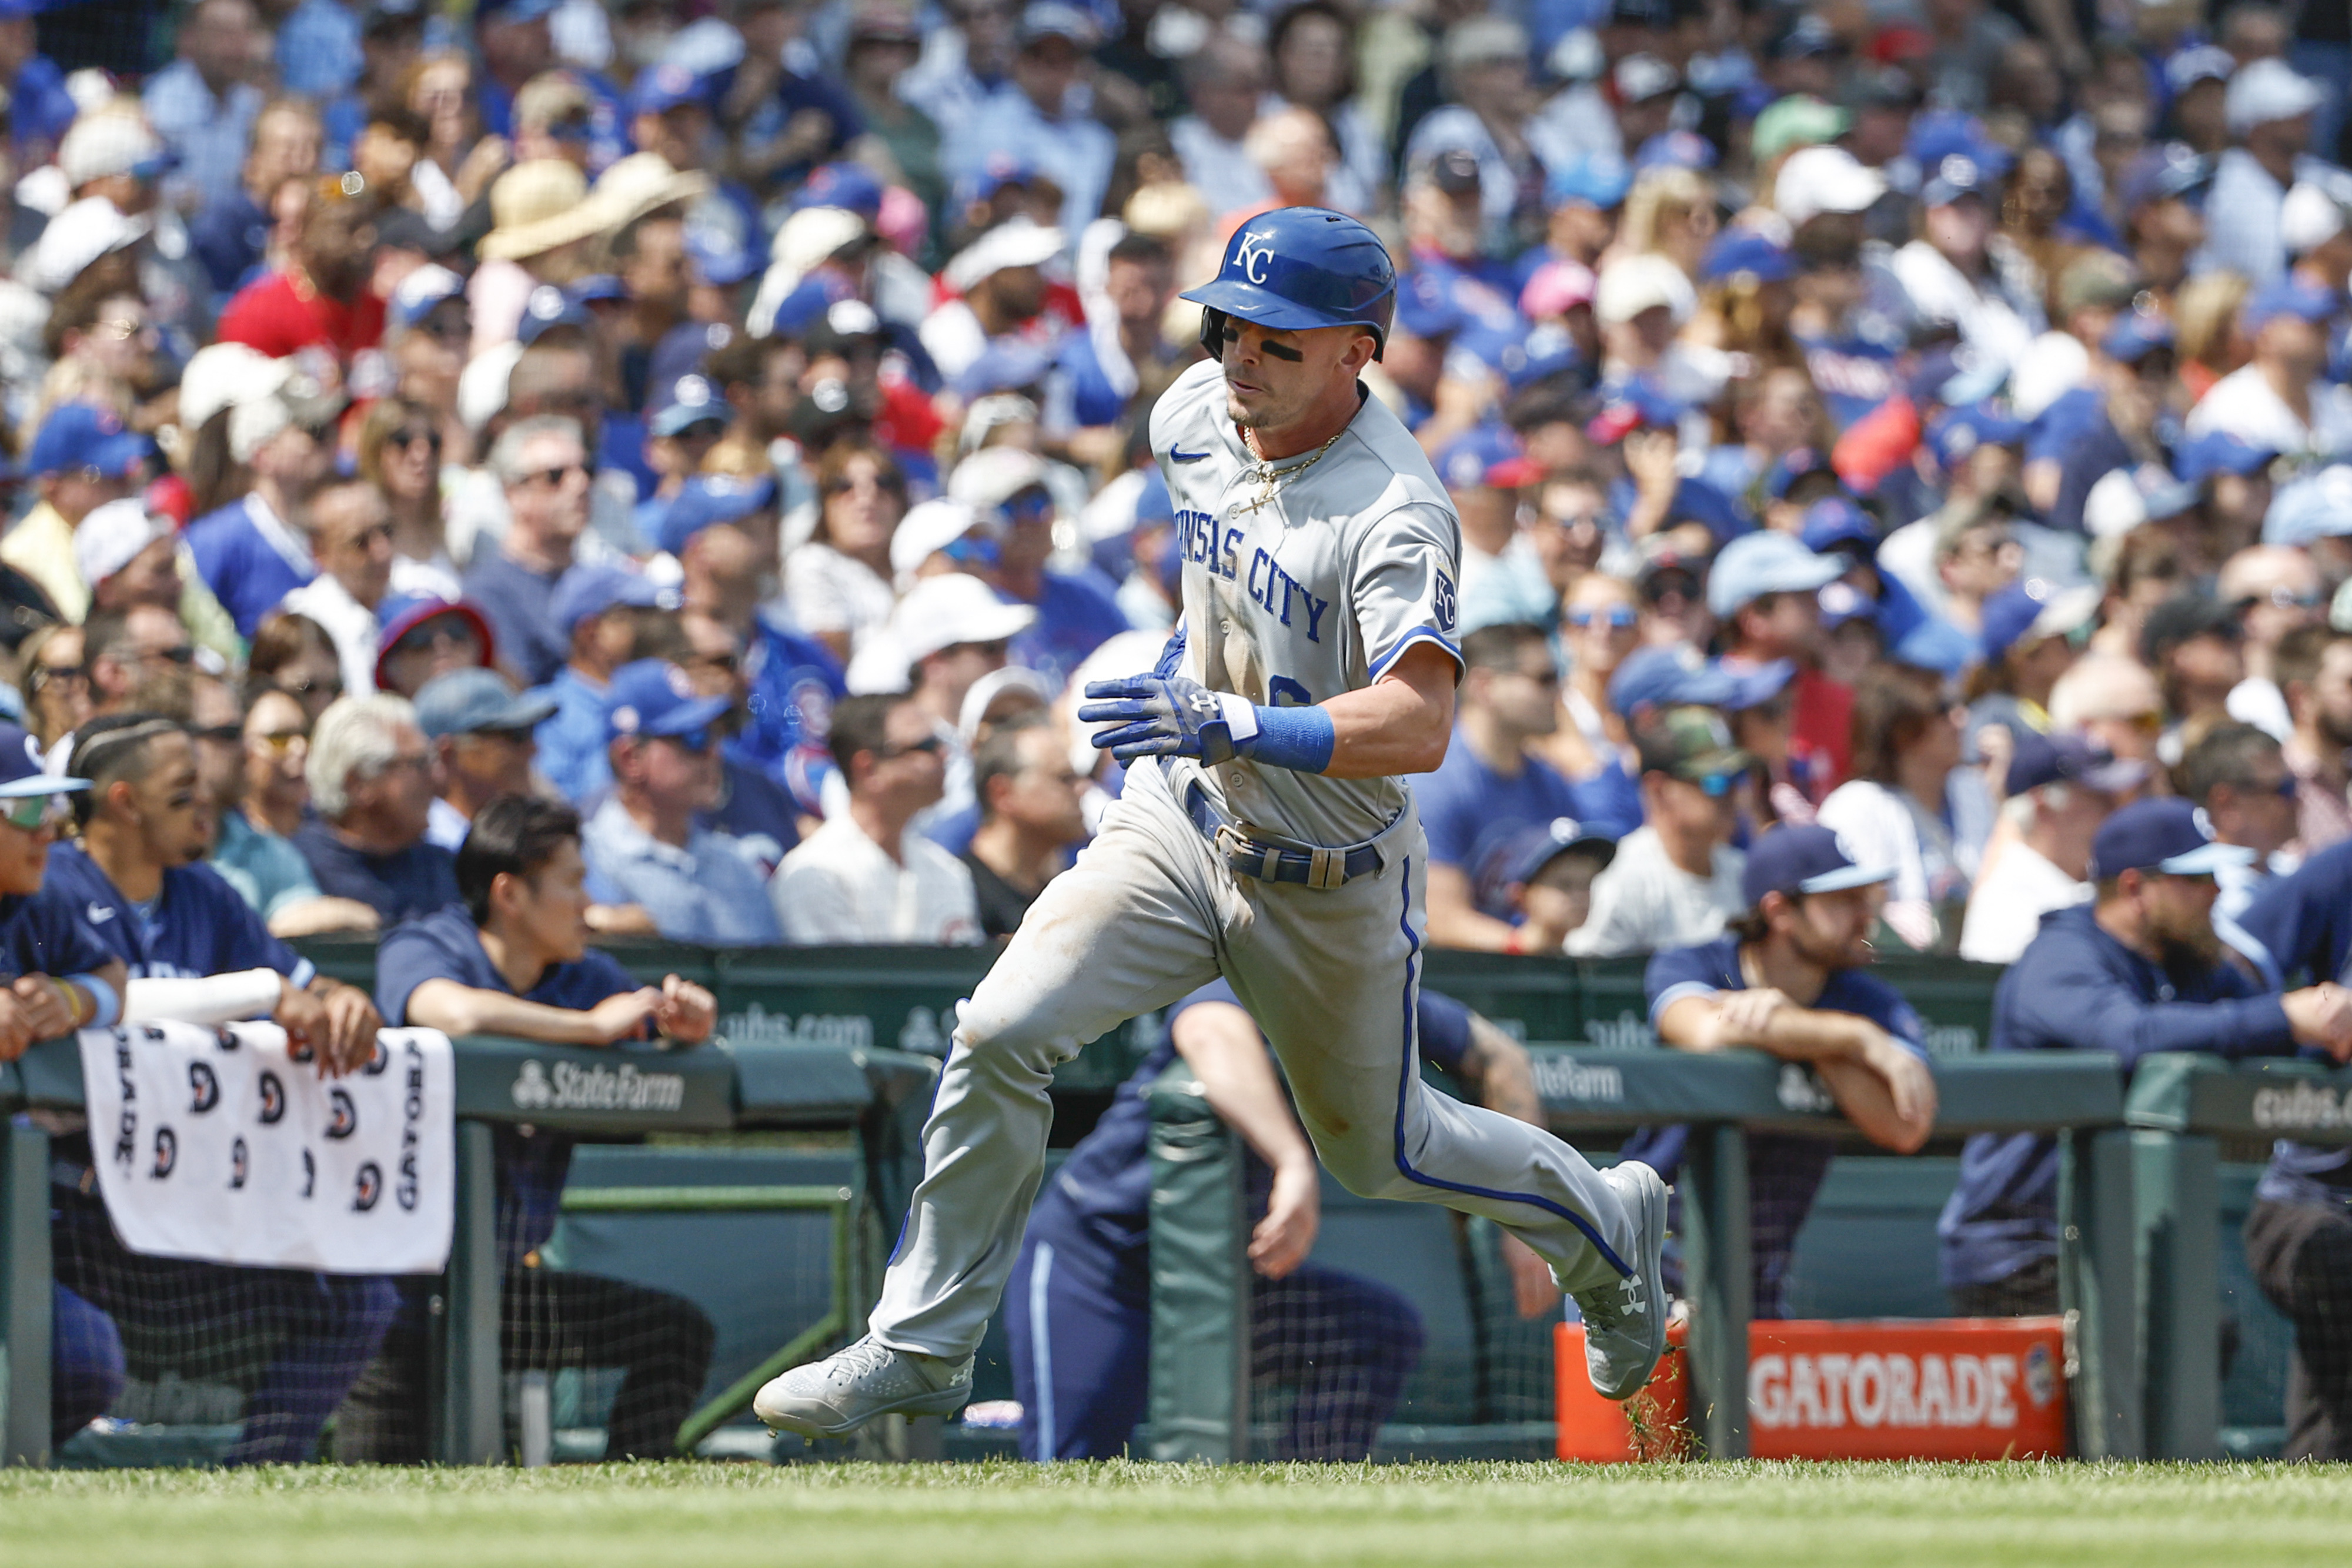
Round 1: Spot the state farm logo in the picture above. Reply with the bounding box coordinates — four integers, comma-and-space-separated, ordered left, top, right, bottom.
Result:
1531, 1055, 1623, 1104
1750, 1349, 2047, 1432
2253, 1082, 2352, 1132
510, 1059, 686, 1114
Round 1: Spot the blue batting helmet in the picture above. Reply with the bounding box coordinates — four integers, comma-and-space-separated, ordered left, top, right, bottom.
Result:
1181, 207, 1397, 360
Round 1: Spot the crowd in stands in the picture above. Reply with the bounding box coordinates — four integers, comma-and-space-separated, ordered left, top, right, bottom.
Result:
0, 0, 2350, 1465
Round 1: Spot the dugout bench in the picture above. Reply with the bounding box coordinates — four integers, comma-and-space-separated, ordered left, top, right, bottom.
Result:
1146, 1047, 2130, 1462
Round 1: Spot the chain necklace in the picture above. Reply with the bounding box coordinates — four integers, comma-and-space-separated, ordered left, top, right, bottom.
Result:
1234, 426, 1346, 517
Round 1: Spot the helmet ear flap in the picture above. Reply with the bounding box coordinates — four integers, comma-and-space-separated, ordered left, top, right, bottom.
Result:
1198, 307, 1230, 358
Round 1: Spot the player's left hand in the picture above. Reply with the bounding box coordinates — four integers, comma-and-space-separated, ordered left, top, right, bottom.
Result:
1080, 674, 1248, 765
654, 975, 717, 1046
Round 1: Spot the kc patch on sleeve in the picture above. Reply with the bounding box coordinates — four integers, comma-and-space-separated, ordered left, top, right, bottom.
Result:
75, 1021, 456, 1275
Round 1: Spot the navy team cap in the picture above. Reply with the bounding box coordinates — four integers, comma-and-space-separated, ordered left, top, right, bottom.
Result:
0, 721, 88, 800
1608, 644, 1735, 718
2006, 731, 2149, 796
1740, 823, 1892, 907
2088, 797, 2254, 880
606, 659, 732, 742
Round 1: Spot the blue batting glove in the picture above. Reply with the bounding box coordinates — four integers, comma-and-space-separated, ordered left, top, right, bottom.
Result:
1077, 673, 1255, 765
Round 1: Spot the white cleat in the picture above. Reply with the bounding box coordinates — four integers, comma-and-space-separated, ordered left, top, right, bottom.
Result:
753, 1333, 975, 1437
1573, 1160, 1669, 1402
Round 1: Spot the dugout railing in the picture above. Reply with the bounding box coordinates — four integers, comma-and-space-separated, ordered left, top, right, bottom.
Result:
0, 942, 2297, 1466
1146, 1046, 2129, 1462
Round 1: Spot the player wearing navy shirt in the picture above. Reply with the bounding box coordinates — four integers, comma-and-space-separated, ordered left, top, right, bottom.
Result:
1005, 982, 1562, 1460
1638, 825, 1937, 1319
1939, 799, 2352, 1319
37, 715, 400, 1466
334, 795, 717, 1462
2228, 838, 2352, 1458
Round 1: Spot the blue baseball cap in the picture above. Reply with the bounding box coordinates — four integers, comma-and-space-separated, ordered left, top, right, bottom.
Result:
657, 472, 780, 556
1393, 267, 1468, 340
1921, 151, 1997, 208
0, 721, 87, 800
387, 263, 466, 330
1585, 378, 1686, 443
2243, 274, 2341, 332
649, 372, 727, 437
1740, 823, 1892, 907
1818, 577, 1878, 629
2006, 730, 2147, 796
517, 283, 594, 345
1436, 423, 1541, 492
1979, 576, 2101, 663
2264, 466, 2352, 547
953, 152, 1041, 213
1702, 228, 1793, 285
685, 225, 755, 287
1799, 496, 1878, 556
1502, 321, 1581, 394
552, 560, 677, 636
1705, 530, 1842, 618
28, 402, 150, 479
2088, 796, 2254, 880
2163, 43, 2236, 95
2117, 145, 2210, 212
373, 594, 496, 689
1908, 343, 2008, 410
1607, 644, 1736, 718
1546, 152, 1631, 210
1927, 401, 2028, 469
1475, 816, 1619, 911
1906, 110, 2011, 180
567, 273, 628, 306
2102, 310, 2175, 364
415, 667, 559, 740
794, 162, 885, 216
606, 658, 732, 743
952, 338, 1055, 401
1710, 656, 1796, 711
2174, 430, 2277, 486
1634, 129, 1716, 175
627, 62, 706, 119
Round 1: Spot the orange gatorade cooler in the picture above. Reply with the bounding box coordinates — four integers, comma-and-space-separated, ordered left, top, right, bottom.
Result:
1556, 1317, 2067, 1461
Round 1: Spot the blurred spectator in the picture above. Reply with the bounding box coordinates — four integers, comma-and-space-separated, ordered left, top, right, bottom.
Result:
293, 693, 462, 924
2141, 593, 2247, 747
21, 624, 92, 751
1965, 578, 2098, 764
534, 562, 669, 804
1642, 824, 1935, 1318
2177, 720, 2298, 932
188, 98, 326, 301
466, 416, 594, 688
1474, 817, 1615, 954
216, 179, 387, 362
83, 605, 197, 722
1819, 663, 1988, 954
212, 687, 379, 936
248, 612, 348, 727
2221, 546, 2326, 741
2199, 59, 2327, 285
1422, 622, 1621, 952
186, 359, 343, 640
774, 690, 980, 944
582, 658, 780, 944
1957, 732, 2144, 964
960, 713, 1087, 940
282, 479, 398, 698
4, 403, 147, 624
1942, 798, 2352, 1316
783, 441, 908, 664
950, 4, 1114, 242
373, 595, 497, 700
1708, 531, 1850, 801
143, 0, 268, 214
950, 446, 1130, 690
75, 499, 181, 622
1173, 34, 1273, 217
358, 397, 462, 600
1568, 706, 1749, 958
2047, 651, 2167, 774
415, 667, 556, 853
2277, 624, 2352, 855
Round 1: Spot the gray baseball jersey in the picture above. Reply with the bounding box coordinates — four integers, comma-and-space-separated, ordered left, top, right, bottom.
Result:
1150, 357, 1465, 848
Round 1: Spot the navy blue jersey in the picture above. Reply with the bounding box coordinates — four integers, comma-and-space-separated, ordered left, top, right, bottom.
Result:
1630, 935, 1926, 1318
0, 883, 115, 982
1034, 982, 1476, 1262
1940, 902, 2297, 1288
377, 906, 649, 1268
41, 842, 313, 986
2234, 840, 2352, 1205
290, 818, 461, 925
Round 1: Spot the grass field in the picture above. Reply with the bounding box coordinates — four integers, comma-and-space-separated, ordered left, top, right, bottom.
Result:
10, 1460, 2352, 1566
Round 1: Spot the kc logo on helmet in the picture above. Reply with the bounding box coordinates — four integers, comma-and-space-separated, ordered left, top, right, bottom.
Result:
1234, 230, 1277, 285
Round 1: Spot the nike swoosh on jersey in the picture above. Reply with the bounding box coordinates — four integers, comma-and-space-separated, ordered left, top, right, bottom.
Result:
86, 902, 116, 923
1170, 447, 1210, 462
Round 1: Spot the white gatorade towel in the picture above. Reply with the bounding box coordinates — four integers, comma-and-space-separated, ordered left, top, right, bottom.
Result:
75, 1020, 455, 1274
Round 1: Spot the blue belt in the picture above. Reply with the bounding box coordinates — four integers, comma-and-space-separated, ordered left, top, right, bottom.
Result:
1184, 782, 1382, 890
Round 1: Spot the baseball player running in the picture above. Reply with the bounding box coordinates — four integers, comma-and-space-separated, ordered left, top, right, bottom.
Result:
756, 208, 1666, 1438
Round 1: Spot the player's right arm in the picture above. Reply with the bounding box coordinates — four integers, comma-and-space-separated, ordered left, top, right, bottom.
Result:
1170, 998, 1319, 1279
402, 978, 666, 1048
1655, 988, 1935, 1153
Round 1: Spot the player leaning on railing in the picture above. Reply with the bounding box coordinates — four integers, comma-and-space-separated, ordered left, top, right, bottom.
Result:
332, 793, 717, 1462
756, 209, 1668, 1441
